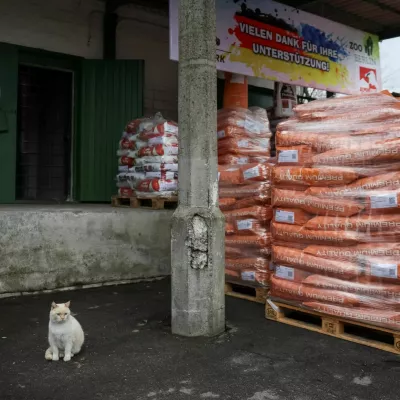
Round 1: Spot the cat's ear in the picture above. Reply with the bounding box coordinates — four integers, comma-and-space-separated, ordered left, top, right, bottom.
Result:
65, 301, 71, 308
51, 301, 57, 309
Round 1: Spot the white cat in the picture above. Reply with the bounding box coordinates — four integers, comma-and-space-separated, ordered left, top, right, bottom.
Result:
45, 301, 84, 362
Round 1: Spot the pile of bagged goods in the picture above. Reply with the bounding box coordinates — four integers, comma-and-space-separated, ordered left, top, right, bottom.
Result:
116, 113, 179, 199
270, 90, 400, 330
218, 106, 274, 289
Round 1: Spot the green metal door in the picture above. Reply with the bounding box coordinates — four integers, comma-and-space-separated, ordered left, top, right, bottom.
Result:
0, 43, 18, 203
78, 60, 144, 202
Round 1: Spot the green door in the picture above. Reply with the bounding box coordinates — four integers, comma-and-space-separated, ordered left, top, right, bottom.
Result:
0, 44, 18, 203
78, 60, 144, 202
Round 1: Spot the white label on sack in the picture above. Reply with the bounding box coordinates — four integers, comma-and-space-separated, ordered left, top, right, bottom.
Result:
218, 172, 220, 181
276, 266, 295, 281
237, 219, 253, 230
217, 130, 225, 139
370, 194, 398, 209
237, 139, 249, 148
371, 263, 397, 279
164, 146, 179, 156
241, 271, 256, 281
159, 180, 177, 191
278, 150, 298, 163
245, 119, 260, 134
275, 210, 295, 224
164, 163, 178, 172
237, 157, 249, 164
164, 123, 178, 133
243, 166, 260, 180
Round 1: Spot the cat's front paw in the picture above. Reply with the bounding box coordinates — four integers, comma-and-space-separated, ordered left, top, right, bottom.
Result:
52, 354, 59, 361
63, 354, 71, 362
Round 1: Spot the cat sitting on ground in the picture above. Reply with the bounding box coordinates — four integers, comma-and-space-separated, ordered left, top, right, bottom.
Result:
45, 301, 84, 362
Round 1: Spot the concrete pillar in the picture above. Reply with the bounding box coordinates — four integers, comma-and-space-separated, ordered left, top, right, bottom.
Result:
171, 0, 225, 337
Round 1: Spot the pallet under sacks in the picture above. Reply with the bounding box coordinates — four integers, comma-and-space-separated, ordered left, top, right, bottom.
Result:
217, 107, 274, 302
113, 112, 179, 209
267, 90, 400, 353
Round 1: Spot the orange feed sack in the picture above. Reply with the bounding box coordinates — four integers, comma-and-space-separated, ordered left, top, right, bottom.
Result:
293, 91, 396, 114
219, 166, 244, 185
225, 246, 272, 259
303, 243, 400, 260
218, 163, 273, 187
304, 214, 400, 232
220, 183, 271, 200
303, 302, 400, 330
276, 130, 400, 153
272, 166, 359, 187
312, 139, 400, 166
218, 138, 271, 157
225, 257, 270, 272
224, 206, 273, 222
303, 275, 400, 299
272, 222, 361, 246
305, 171, 400, 197
223, 73, 248, 109
270, 276, 362, 307
219, 198, 237, 210
272, 189, 364, 217
233, 197, 271, 209
241, 164, 273, 182
225, 269, 241, 278
272, 245, 361, 279
225, 234, 271, 248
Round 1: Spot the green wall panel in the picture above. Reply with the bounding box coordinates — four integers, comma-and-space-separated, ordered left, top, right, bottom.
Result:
0, 43, 18, 203
78, 60, 144, 202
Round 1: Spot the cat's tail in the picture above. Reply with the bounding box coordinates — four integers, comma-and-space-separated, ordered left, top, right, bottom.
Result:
45, 347, 52, 361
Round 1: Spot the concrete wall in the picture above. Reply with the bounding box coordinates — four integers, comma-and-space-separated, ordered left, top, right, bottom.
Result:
0, 205, 172, 296
0, 0, 178, 120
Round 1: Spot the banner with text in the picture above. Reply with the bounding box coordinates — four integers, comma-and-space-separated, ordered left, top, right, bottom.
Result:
169, 0, 381, 94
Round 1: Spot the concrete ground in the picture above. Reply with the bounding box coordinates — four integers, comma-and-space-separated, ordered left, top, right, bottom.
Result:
0, 279, 399, 400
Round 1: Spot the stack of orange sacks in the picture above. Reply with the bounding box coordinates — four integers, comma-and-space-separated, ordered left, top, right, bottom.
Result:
218, 107, 274, 288
270, 91, 400, 330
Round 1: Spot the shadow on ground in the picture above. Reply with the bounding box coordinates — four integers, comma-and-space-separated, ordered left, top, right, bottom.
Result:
1, 278, 399, 400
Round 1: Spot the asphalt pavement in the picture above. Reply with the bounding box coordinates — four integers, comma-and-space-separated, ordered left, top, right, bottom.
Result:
1, 278, 399, 400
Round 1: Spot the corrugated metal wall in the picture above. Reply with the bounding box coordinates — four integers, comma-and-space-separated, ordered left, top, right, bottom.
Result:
78, 60, 144, 202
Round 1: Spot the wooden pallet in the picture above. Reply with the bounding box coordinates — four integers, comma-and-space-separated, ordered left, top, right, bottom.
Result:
225, 282, 268, 304
112, 196, 178, 210
265, 300, 400, 354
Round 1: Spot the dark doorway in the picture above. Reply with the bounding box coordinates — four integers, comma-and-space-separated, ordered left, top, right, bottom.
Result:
16, 65, 73, 202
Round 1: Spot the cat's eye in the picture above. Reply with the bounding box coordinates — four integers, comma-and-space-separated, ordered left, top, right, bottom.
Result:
57, 313, 60, 316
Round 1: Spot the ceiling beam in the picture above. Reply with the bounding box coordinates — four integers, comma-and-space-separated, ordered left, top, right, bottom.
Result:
360, 0, 400, 17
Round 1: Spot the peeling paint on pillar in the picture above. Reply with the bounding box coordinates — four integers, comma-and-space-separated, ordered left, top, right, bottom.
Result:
187, 215, 208, 270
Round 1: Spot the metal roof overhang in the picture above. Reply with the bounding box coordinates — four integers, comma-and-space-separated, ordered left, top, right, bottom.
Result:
279, 0, 400, 40
107, 0, 400, 40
